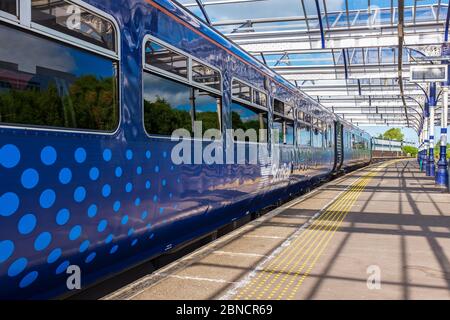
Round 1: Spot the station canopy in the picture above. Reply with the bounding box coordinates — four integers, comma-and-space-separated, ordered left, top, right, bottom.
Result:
178, 0, 450, 133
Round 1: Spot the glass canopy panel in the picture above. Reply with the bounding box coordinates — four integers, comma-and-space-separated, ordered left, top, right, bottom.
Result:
323, 12, 340, 28
199, 0, 306, 23
253, 21, 308, 33
288, 52, 336, 66
334, 12, 358, 27
351, 48, 364, 65
353, 11, 375, 26
376, 9, 394, 25
176, 0, 208, 22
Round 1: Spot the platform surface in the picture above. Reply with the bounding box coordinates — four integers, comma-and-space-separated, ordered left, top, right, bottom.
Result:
104, 160, 450, 300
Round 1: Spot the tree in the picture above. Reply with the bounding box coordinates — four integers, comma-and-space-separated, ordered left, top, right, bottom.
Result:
434, 143, 450, 160
402, 145, 418, 157
383, 128, 404, 141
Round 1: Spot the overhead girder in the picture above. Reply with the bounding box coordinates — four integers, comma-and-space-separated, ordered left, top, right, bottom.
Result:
231, 27, 444, 52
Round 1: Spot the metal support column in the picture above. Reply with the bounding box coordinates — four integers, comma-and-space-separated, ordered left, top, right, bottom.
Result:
423, 103, 429, 172
437, 86, 449, 185
427, 83, 437, 176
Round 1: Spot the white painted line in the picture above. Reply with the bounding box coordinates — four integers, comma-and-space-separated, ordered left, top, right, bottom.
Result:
213, 251, 269, 258
155, 273, 236, 284
242, 235, 286, 240
277, 214, 313, 218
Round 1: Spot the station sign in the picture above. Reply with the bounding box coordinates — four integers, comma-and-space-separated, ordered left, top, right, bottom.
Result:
410, 65, 448, 82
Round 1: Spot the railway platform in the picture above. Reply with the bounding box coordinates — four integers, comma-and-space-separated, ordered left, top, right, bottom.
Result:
101, 159, 450, 300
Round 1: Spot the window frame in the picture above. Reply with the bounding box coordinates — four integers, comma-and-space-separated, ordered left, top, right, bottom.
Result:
231, 77, 268, 112
0, 0, 19, 21
142, 34, 224, 140
230, 99, 269, 144
0, 0, 121, 136
2, 0, 120, 60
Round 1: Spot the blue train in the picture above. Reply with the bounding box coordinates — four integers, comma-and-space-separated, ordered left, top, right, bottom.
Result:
0, 0, 372, 299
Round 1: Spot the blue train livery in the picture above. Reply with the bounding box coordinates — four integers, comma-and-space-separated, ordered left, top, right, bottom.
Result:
0, 0, 371, 299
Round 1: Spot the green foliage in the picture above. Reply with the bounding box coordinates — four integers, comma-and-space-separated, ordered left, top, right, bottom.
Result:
382, 128, 404, 142
402, 145, 418, 157
433, 143, 450, 159
0, 76, 117, 131
144, 97, 192, 135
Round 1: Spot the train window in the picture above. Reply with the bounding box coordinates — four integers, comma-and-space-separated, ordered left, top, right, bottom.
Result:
231, 102, 268, 143
193, 88, 221, 133
285, 121, 294, 145
313, 127, 323, 148
273, 99, 284, 114
145, 41, 188, 79
253, 89, 267, 107
285, 104, 294, 119
298, 123, 311, 147
273, 116, 284, 144
304, 113, 312, 123
232, 80, 251, 103
298, 111, 305, 121
327, 124, 333, 147
192, 60, 221, 91
143, 72, 222, 136
0, 23, 119, 132
0, 0, 16, 15
31, 0, 116, 51
143, 72, 193, 135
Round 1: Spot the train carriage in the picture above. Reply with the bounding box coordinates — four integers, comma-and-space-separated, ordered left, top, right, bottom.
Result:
0, 0, 371, 299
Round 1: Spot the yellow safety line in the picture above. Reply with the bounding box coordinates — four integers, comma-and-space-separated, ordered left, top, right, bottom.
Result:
277, 175, 372, 300
235, 181, 359, 300
233, 160, 396, 300
236, 176, 365, 299
237, 177, 366, 300
268, 182, 367, 299
260, 183, 365, 300
283, 163, 393, 300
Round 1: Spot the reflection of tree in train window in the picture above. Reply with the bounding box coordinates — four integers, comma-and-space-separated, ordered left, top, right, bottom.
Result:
0, 76, 117, 131
193, 89, 221, 134
0, 24, 118, 131
144, 98, 192, 136
143, 72, 222, 136
231, 102, 268, 142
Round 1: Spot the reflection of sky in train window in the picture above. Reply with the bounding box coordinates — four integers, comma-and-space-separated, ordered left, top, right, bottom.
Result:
273, 119, 283, 144
0, 24, 113, 77
231, 102, 268, 142
286, 122, 294, 145
194, 89, 221, 132
143, 72, 192, 136
143, 73, 191, 112
299, 124, 311, 147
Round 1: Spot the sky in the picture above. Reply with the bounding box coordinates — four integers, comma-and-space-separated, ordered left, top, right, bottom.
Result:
360, 125, 450, 146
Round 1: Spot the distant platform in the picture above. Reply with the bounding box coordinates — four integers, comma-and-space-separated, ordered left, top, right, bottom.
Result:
102, 160, 450, 300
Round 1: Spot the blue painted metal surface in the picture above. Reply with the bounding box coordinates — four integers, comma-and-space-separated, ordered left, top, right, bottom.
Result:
427, 85, 436, 177
0, 0, 372, 299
